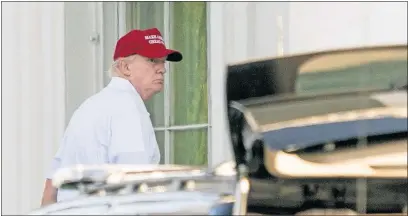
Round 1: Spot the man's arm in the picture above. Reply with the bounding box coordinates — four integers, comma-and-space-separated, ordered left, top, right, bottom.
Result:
40, 179, 57, 206
41, 151, 62, 206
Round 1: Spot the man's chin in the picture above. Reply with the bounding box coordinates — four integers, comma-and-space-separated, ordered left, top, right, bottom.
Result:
153, 84, 164, 93
145, 87, 163, 101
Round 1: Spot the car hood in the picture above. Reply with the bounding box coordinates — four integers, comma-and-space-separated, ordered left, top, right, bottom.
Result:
50, 164, 208, 189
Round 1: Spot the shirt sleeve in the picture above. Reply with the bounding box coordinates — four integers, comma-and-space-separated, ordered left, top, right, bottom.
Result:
109, 102, 149, 164
46, 157, 61, 180
45, 137, 66, 180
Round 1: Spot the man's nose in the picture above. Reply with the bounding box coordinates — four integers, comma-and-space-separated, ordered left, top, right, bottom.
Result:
156, 64, 166, 74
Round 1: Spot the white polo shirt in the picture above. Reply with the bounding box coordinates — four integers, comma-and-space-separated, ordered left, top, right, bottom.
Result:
47, 77, 160, 202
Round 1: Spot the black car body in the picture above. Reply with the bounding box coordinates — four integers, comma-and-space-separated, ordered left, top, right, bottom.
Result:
226, 44, 407, 215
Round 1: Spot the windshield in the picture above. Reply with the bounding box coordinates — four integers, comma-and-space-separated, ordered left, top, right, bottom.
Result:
226, 45, 408, 104
296, 60, 407, 95
257, 48, 407, 151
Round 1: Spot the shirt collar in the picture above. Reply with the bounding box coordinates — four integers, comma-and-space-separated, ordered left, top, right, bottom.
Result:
108, 77, 137, 93
107, 77, 150, 115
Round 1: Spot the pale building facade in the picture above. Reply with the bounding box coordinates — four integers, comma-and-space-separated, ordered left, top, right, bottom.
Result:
1, 2, 406, 214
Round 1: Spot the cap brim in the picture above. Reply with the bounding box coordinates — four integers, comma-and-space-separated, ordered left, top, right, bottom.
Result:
165, 49, 183, 62
137, 49, 183, 62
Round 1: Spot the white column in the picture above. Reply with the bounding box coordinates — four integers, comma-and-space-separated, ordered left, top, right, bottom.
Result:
207, 2, 287, 166
2, 2, 65, 214
208, 2, 231, 167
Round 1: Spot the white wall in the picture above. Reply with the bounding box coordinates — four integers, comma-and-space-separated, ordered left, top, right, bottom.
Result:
1, 2, 112, 214
208, 2, 289, 166
64, 2, 107, 124
1, 2, 66, 214
287, 2, 407, 54
208, 2, 407, 166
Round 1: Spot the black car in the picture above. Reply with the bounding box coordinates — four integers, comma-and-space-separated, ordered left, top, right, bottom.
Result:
227, 44, 407, 215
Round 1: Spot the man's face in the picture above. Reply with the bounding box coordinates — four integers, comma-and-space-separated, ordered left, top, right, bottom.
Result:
125, 55, 166, 100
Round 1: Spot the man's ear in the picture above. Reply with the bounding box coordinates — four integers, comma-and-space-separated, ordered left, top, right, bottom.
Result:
118, 59, 131, 77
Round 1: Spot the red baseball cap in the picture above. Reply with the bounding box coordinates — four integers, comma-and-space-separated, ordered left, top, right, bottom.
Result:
113, 28, 182, 62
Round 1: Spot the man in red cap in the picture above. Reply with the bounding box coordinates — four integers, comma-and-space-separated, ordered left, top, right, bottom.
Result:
41, 28, 183, 206
110, 27, 182, 100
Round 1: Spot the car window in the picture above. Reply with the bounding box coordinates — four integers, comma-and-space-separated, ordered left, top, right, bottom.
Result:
296, 60, 407, 94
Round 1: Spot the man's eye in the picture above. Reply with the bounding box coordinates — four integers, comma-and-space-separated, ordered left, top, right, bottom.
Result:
149, 58, 165, 64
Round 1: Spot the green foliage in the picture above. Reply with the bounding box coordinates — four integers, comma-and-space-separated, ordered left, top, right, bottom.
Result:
170, 2, 208, 165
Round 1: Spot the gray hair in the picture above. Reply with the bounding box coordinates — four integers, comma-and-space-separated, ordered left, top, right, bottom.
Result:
108, 60, 119, 77
108, 55, 138, 77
